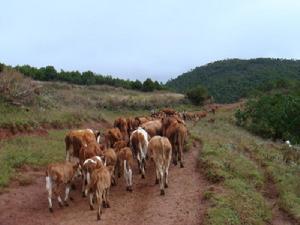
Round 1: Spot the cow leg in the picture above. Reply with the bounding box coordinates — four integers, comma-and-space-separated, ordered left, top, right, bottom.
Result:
104, 188, 110, 208
89, 192, 94, 210
84, 172, 91, 197
96, 190, 103, 220
46, 176, 53, 213
172, 149, 178, 166
53, 183, 64, 208
159, 167, 165, 196
155, 166, 159, 185
124, 160, 129, 191
64, 183, 71, 206
128, 168, 133, 192
179, 145, 184, 168
82, 172, 86, 197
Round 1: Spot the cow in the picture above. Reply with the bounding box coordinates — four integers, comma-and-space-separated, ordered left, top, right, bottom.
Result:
163, 118, 187, 168
161, 108, 177, 116
113, 140, 128, 152
79, 143, 104, 196
65, 129, 96, 162
148, 136, 172, 195
45, 161, 81, 212
87, 165, 111, 220
103, 148, 118, 185
141, 119, 162, 137
82, 156, 104, 197
130, 127, 149, 178
116, 147, 134, 192
104, 128, 123, 148
114, 117, 129, 142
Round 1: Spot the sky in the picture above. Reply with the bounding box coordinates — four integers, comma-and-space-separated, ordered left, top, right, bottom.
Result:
1, 0, 300, 82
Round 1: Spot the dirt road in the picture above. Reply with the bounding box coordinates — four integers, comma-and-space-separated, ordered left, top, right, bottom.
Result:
0, 142, 208, 225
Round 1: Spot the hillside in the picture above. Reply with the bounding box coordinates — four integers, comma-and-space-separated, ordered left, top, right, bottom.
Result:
166, 58, 300, 103
0, 68, 185, 133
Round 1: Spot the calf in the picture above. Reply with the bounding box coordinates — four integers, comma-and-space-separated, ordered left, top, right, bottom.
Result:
103, 148, 118, 185
82, 156, 104, 197
87, 165, 111, 220
45, 161, 81, 212
116, 147, 134, 192
114, 117, 129, 142
79, 143, 104, 196
148, 136, 172, 195
104, 128, 123, 148
130, 127, 149, 178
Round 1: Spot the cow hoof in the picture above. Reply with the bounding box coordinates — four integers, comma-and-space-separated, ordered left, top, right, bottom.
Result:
180, 164, 184, 168
155, 179, 159, 184
97, 214, 101, 220
49, 207, 53, 213
165, 183, 168, 188
128, 187, 133, 192
160, 190, 165, 196
106, 202, 110, 208
70, 197, 74, 201
90, 205, 94, 211
58, 202, 63, 208
82, 192, 86, 198
64, 201, 69, 207
141, 174, 145, 179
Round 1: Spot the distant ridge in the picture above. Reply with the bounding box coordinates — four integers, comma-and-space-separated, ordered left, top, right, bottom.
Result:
166, 58, 300, 103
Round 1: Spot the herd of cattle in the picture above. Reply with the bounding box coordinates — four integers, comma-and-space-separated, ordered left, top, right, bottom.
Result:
45, 107, 217, 220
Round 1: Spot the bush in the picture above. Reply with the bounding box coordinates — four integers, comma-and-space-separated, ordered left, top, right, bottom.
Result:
0, 68, 39, 105
235, 93, 300, 143
186, 85, 208, 105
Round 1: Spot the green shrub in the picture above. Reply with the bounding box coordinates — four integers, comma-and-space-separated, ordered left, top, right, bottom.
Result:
235, 94, 300, 143
186, 85, 208, 105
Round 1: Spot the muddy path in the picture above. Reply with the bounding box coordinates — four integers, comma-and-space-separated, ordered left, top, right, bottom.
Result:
0, 142, 208, 225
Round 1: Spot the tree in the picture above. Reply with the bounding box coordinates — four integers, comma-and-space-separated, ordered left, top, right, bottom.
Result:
82, 71, 96, 85
131, 80, 143, 90
142, 78, 155, 92
186, 85, 208, 105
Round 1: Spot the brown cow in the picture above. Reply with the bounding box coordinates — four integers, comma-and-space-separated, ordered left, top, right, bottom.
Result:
65, 129, 96, 162
161, 108, 176, 116
163, 118, 187, 168
104, 128, 123, 148
87, 165, 111, 220
45, 161, 81, 212
114, 117, 129, 142
116, 147, 134, 192
130, 127, 149, 178
103, 148, 117, 185
148, 136, 172, 195
113, 140, 128, 152
141, 119, 162, 137
82, 156, 104, 197
79, 142, 104, 196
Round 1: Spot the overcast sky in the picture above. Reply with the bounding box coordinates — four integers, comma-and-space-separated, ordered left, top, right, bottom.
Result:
1, 0, 300, 82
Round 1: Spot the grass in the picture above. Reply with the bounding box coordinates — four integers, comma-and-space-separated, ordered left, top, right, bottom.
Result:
0, 130, 66, 188
190, 109, 300, 224
0, 80, 185, 130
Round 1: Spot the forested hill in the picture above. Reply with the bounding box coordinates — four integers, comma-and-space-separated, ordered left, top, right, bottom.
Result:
166, 58, 300, 103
